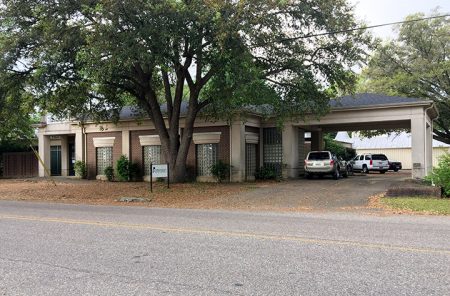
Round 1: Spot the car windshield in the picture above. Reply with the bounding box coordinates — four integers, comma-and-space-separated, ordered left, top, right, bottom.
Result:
308, 152, 330, 160
372, 154, 388, 161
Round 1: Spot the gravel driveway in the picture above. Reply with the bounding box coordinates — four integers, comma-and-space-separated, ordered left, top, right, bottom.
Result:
190, 171, 411, 211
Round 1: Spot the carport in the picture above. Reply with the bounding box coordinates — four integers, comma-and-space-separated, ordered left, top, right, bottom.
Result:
279, 94, 439, 180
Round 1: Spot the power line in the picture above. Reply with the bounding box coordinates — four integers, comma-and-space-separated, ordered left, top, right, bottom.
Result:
279, 14, 450, 42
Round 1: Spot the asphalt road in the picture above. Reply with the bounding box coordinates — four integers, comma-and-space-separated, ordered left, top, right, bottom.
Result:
0, 200, 449, 295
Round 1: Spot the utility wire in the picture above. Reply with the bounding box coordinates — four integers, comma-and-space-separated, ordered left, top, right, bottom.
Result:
279, 14, 450, 42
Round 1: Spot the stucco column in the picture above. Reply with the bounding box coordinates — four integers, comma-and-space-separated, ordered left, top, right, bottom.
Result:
426, 120, 433, 175
230, 121, 245, 182
122, 130, 130, 158
282, 125, 299, 179
298, 128, 306, 176
75, 130, 85, 162
60, 135, 69, 176
411, 115, 428, 179
38, 134, 51, 177
311, 130, 324, 151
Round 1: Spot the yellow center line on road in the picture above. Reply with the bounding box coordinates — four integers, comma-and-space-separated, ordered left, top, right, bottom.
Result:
1, 214, 449, 256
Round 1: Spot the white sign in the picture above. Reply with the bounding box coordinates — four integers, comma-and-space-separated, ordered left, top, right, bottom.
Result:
151, 164, 168, 178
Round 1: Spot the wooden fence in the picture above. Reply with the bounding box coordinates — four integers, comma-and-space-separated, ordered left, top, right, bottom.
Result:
2, 152, 38, 178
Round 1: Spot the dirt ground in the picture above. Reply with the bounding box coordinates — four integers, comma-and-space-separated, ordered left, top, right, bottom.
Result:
0, 172, 410, 212
0, 178, 260, 208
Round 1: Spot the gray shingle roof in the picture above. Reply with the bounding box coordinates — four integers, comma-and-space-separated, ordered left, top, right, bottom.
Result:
330, 93, 425, 109
117, 93, 428, 120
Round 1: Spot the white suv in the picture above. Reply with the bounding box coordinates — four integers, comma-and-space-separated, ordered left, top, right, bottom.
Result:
351, 154, 389, 174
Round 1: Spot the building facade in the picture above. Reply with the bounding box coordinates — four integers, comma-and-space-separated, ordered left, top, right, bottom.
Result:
36, 94, 440, 181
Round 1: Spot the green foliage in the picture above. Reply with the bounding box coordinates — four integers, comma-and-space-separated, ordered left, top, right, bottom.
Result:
116, 155, 130, 181
426, 153, 450, 197
324, 134, 356, 161
211, 160, 230, 182
74, 161, 87, 179
104, 166, 114, 182
255, 165, 278, 181
116, 155, 140, 181
358, 11, 450, 144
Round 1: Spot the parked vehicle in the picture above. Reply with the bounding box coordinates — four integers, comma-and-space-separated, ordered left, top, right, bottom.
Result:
388, 160, 402, 172
351, 153, 389, 174
305, 151, 349, 180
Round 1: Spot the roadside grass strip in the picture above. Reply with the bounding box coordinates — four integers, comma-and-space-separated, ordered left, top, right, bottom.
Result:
381, 197, 450, 215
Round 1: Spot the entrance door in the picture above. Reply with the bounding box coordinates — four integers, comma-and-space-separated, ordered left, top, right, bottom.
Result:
50, 145, 62, 176
68, 143, 75, 176
245, 143, 257, 181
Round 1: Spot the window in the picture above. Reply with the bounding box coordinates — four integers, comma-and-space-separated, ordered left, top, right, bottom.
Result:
308, 152, 330, 160
360, 155, 364, 161
246, 143, 257, 180
143, 145, 161, 175
97, 147, 113, 175
365, 155, 371, 160
196, 144, 218, 176
372, 154, 388, 161
263, 128, 282, 175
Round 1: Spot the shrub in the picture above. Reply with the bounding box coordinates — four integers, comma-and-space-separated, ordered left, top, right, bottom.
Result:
104, 166, 114, 182
426, 153, 450, 197
74, 161, 87, 179
255, 164, 278, 180
211, 160, 230, 182
324, 134, 356, 161
116, 155, 131, 181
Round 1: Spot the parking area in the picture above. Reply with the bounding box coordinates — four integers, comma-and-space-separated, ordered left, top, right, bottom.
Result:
189, 171, 411, 211
0, 171, 410, 212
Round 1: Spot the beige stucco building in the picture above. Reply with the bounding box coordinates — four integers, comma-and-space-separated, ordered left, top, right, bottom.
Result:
36, 94, 439, 181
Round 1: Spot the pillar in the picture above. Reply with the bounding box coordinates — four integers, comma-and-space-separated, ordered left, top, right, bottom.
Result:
298, 128, 306, 176
411, 115, 431, 179
282, 125, 299, 179
75, 130, 85, 162
60, 135, 69, 176
230, 121, 245, 182
426, 120, 433, 175
311, 130, 324, 151
38, 134, 50, 177
122, 130, 130, 158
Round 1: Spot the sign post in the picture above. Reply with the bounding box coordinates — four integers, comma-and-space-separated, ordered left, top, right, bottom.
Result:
150, 163, 170, 192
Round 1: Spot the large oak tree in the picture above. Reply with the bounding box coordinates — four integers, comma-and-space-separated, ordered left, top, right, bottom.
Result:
1, 0, 370, 181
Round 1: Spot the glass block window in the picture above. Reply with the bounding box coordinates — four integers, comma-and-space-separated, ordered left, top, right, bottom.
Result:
196, 144, 218, 176
143, 145, 161, 176
245, 143, 257, 180
263, 128, 282, 175
96, 147, 113, 175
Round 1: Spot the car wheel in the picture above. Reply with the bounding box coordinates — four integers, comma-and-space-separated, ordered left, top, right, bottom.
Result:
380, 170, 386, 174
343, 167, 349, 178
333, 168, 340, 180
305, 173, 313, 179
362, 165, 369, 174
394, 168, 399, 172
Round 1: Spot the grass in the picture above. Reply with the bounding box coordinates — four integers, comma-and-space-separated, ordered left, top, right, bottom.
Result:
381, 197, 450, 215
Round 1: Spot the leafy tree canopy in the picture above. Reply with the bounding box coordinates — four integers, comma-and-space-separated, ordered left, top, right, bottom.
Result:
0, 72, 37, 147
358, 11, 450, 144
1, 0, 371, 181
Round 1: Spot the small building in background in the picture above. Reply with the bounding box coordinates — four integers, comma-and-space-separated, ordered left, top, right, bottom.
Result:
335, 132, 450, 169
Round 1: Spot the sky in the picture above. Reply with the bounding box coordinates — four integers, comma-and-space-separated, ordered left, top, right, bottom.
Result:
349, 0, 450, 39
